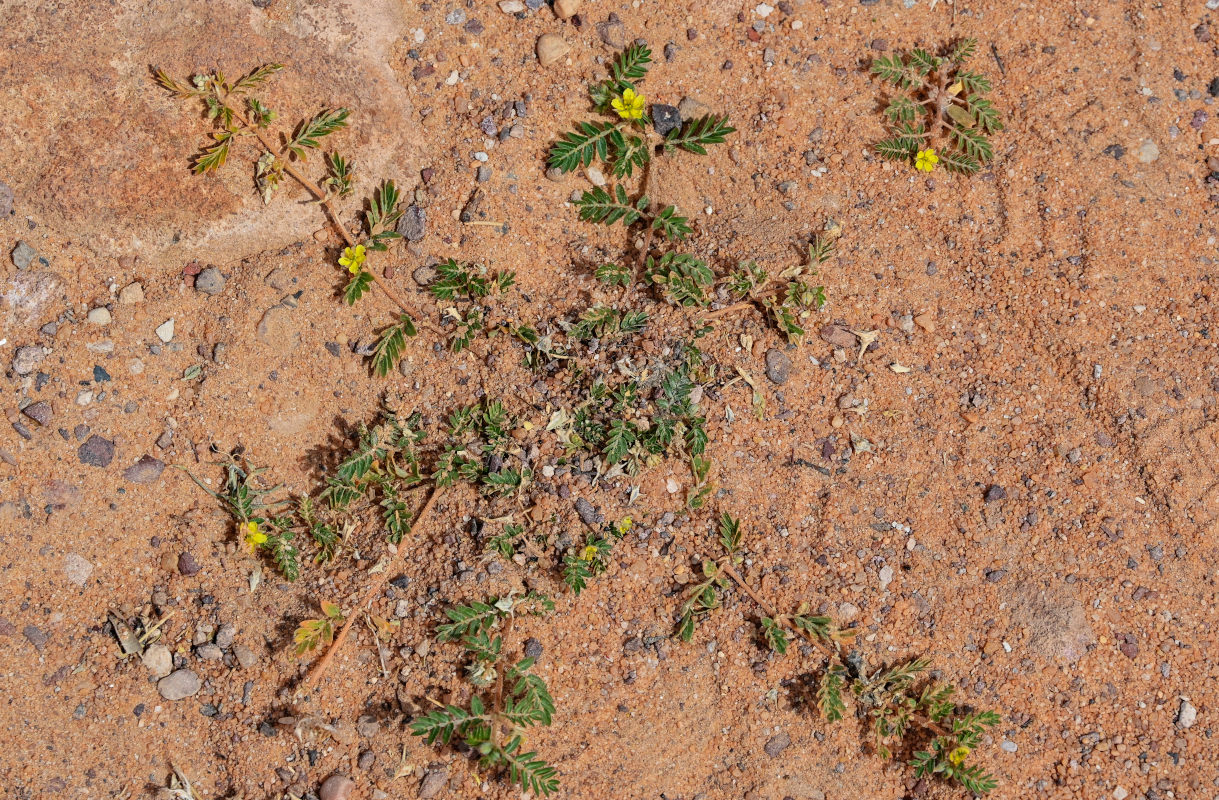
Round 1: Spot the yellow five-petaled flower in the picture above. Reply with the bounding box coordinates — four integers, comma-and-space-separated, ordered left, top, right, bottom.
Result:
580, 544, 599, 562
339, 244, 367, 274
611, 88, 646, 121
243, 520, 267, 553
615, 517, 633, 536
947, 745, 971, 765
915, 148, 939, 173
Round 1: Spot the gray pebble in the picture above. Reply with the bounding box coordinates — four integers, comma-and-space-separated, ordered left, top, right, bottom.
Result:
142, 644, 173, 678
476, 165, 491, 182
194, 267, 226, 295
157, 669, 202, 700
764, 732, 791, 757
765, 348, 792, 384
12, 345, 46, 375
21, 401, 52, 426
651, 104, 682, 136
1176, 699, 1197, 728
398, 205, 427, 241
445, 8, 466, 24
320, 774, 355, 800
418, 768, 448, 799
23, 624, 48, 651
11, 241, 37, 270
123, 454, 165, 484
195, 643, 224, 661
78, 435, 115, 467
233, 643, 259, 669
575, 497, 603, 526
178, 551, 201, 576
0, 179, 12, 217
215, 622, 237, 650
523, 637, 543, 658
984, 485, 1007, 503
985, 568, 1008, 583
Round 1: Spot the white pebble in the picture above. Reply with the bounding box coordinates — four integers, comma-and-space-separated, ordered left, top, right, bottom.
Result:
156, 318, 175, 342
1176, 699, 1197, 729
755, 3, 773, 16
87, 307, 111, 326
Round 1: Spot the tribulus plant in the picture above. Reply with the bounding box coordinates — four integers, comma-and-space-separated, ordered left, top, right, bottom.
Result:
677, 514, 1001, 795
548, 43, 735, 278
154, 63, 426, 375
412, 593, 558, 796
870, 38, 1003, 174
183, 457, 304, 580
708, 229, 836, 344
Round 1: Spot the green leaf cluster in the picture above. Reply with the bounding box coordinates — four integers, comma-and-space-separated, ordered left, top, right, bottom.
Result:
870, 38, 1003, 175
413, 597, 559, 796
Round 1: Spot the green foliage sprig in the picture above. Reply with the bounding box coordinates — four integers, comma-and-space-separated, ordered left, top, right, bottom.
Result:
674, 513, 1001, 794
870, 38, 1003, 174
549, 43, 735, 281
546, 345, 709, 477
413, 595, 559, 796
563, 518, 632, 595
712, 232, 834, 344
182, 457, 305, 580
154, 63, 424, 375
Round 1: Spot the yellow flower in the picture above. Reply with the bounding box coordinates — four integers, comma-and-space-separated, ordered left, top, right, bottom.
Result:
615, 517, 633, 536
947, 745, 970, 765
915, 148, 939, 173
338, 244, 366, 274
243, 521, 267, 553
611, 88, 646, 121
580, 544, 599, 561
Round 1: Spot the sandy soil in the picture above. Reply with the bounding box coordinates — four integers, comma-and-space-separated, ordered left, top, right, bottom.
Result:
2, 0, 1218, 799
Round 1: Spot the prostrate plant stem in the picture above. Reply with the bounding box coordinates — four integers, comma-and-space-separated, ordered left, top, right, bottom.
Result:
299, 484, 442, 696
676, 514, 1000, 795
153, 64, 434, 334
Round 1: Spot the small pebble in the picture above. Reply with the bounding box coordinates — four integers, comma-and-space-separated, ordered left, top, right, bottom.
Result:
764, 732, 790, 757
78, 435, 115, 467
764, 348, 791, 384
418, 769, 448, 799
553, 0, 580, 19
11, 241, 37, 270
119, 282, 145, 304
124, 454, 166, 484
157, 669, 202, 701
1176, 699, 1197, 728
194, 267, 226, 295
536, 33, 570, 67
